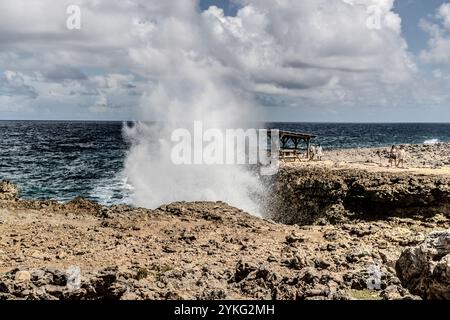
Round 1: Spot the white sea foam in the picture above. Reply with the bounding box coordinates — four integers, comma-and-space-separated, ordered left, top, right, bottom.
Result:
424, 138, 440, 145
90, 173, 133, 206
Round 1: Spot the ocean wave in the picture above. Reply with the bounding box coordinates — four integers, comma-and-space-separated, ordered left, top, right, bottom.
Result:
424, 139, 440, 145
89, 173, 133, 205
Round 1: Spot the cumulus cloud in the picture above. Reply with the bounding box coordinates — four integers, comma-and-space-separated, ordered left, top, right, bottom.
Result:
0, 0, 150, 118
199, 0, 416, 110
438, 3, 450, 29
0, 70, 38, 99
0, 0, 449, 119
420, 2, 450, 66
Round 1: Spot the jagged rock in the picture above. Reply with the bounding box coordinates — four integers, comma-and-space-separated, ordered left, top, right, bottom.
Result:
284, 253, 313, 270
314, 258, 333, 270
396, 229, 450, 300
381, 285, 421, 300
64, 197, 102, 215
232, 260, 258, 283
198, 289, 227, 300
15, 271, 31, 283
285, 233, 306, 245
0, 181, 19, 201
0, 266, 129, 300
298, 267, 321, 285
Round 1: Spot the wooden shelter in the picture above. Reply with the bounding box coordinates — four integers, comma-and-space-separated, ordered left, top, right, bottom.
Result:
268, 130, 317, 161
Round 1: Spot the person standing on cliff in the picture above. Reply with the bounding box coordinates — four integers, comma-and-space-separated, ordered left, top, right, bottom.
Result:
309, 145, 316, 161
388, 145, 397, 167
396, 145, 406, 168
316, 144, 323, 161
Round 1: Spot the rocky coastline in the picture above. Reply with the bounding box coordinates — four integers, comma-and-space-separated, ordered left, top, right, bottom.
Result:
1, 143, 450, 300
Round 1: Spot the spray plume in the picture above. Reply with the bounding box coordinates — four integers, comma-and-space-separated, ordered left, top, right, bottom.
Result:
123, 1, 265, 215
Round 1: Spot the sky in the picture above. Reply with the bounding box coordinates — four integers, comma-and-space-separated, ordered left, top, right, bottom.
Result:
1, 0, 450, 122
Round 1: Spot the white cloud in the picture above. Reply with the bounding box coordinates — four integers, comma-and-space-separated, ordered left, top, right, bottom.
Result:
438, 3, 450, 29
0, 70, 37, 99
199, 0, 415, 109
0, 0, 449, 119
420, 2, 450, 66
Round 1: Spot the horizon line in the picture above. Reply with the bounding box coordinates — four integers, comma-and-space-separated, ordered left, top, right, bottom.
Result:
1, 119, 450, 124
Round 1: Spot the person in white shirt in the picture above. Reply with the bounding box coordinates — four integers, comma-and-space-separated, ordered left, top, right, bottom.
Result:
316, 144, 323, 161
396, 145, 406, 168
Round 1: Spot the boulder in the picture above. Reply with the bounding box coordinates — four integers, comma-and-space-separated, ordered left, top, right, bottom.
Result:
396, 229, 450, 300
14, 271, 31, 283
0, 181, 19, 201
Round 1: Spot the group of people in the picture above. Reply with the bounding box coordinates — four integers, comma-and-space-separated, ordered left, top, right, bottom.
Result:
302, 143, 407, 166
309, 144, 323, 161
387, 145, 407, 168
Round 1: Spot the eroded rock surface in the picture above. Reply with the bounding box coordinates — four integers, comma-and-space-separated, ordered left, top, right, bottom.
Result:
1, 190, 442, 300
2, 158, 450, 300
0, 182, 19, 201
269, 166, 450, 225
396, 229, 450, 300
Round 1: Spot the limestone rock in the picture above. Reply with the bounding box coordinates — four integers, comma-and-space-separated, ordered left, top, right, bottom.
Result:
0, 181, 19, 201
269, 166, 450, 225
0, 179, 449, 300
15, 271, 31, 283
396, 229, 450, 300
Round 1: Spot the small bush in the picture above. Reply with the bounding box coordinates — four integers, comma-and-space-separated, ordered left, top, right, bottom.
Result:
135, 268, 149, 280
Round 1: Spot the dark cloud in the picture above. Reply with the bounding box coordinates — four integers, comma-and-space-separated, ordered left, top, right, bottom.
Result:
284, 60, 375, 73
0, 71, 38, 99
44, 67, 88, 82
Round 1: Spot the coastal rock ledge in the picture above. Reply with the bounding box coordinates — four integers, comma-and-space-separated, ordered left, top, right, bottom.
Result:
268, 165, 450, 225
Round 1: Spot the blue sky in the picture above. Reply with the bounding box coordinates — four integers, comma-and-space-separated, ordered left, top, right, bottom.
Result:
200, 0, 239, 16
2, 0, 450, 122
393, 0, 446, 53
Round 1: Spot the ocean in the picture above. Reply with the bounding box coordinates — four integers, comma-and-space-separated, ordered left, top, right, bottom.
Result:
1, 121, 450, 204
0, 121, 130, 205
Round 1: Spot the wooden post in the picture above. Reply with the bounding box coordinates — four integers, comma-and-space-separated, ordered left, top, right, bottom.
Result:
292, 138, 299, 161
306, 138, 310, 159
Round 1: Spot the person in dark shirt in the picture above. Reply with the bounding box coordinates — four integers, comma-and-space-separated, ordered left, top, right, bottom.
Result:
388, 145, 397, 167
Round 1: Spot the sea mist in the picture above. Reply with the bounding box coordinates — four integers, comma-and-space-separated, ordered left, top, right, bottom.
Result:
122, 2, 265, 214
